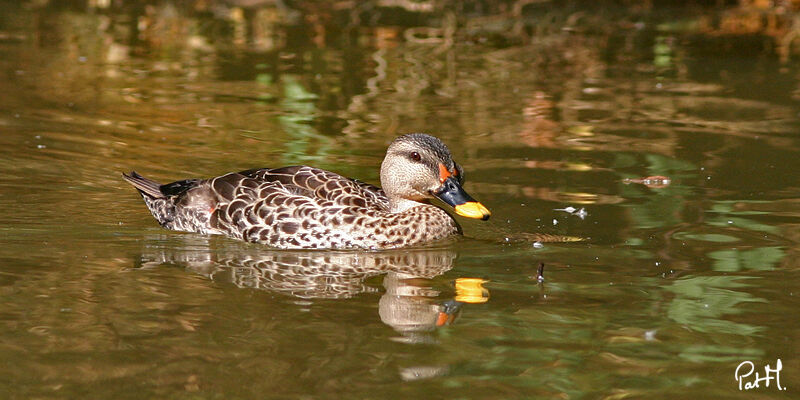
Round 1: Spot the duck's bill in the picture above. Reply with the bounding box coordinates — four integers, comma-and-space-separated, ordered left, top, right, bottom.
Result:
454, 202, 491, 220
433, 177, 491, 220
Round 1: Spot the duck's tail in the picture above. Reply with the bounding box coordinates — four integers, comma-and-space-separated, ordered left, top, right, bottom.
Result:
122, 171, 164, 199
122, 171, 212, 233
122, 171, 176, 228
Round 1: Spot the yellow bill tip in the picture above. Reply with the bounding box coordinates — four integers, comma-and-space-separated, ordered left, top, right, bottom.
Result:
454, 201, 491, 220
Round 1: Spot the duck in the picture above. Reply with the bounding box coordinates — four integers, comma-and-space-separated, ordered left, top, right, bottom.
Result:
122, 133, 491, 249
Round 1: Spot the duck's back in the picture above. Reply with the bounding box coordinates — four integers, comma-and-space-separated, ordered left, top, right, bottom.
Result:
204, 166, 386, 247
238, 166, 389, 210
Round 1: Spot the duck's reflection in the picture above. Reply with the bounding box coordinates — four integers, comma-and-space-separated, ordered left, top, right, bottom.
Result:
136, 235, 489, 336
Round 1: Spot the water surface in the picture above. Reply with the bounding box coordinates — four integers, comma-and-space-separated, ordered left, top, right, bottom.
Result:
0, 1, 798, 398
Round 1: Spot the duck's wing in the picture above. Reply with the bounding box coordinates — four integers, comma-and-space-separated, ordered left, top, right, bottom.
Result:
199, 166, 389, 247
239, 166, 389, 210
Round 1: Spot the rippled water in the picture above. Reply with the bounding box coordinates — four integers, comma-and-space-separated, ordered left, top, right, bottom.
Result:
1, 2, 799, 398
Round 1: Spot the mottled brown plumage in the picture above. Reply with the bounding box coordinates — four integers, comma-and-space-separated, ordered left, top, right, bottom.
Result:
123, 133, 490, 249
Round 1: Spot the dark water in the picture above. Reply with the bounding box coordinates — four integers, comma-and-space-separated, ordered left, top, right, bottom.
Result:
1, 1, 799, 398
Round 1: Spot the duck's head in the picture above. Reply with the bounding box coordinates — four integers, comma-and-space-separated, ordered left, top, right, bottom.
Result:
380, 133, 491, 220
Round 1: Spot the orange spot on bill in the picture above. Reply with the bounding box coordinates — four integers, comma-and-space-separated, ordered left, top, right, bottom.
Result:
438, 163, 452, 183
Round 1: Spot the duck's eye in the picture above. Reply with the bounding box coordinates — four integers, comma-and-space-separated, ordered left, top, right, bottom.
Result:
409, 152, 422, 162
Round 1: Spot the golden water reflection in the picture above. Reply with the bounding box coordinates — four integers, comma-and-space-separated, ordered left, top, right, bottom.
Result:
137, 235, 489, 337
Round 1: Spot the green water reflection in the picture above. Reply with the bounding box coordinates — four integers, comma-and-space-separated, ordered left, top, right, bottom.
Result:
665, 276, 766, 335
1, 0, 799, 398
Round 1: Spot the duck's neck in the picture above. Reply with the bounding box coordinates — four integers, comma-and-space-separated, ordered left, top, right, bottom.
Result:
388, 197, 428, 213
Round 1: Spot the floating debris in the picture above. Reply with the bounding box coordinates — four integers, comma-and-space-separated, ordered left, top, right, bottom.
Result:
554, 206, 588, 220
535, 262, 545, 283
400, 365, 449, 382
623, 175, 671, 188
500, 233, 584, 243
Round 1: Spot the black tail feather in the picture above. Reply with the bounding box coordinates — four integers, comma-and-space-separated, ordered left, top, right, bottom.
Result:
159, 178, 203, 197
122, 171, 164, 199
